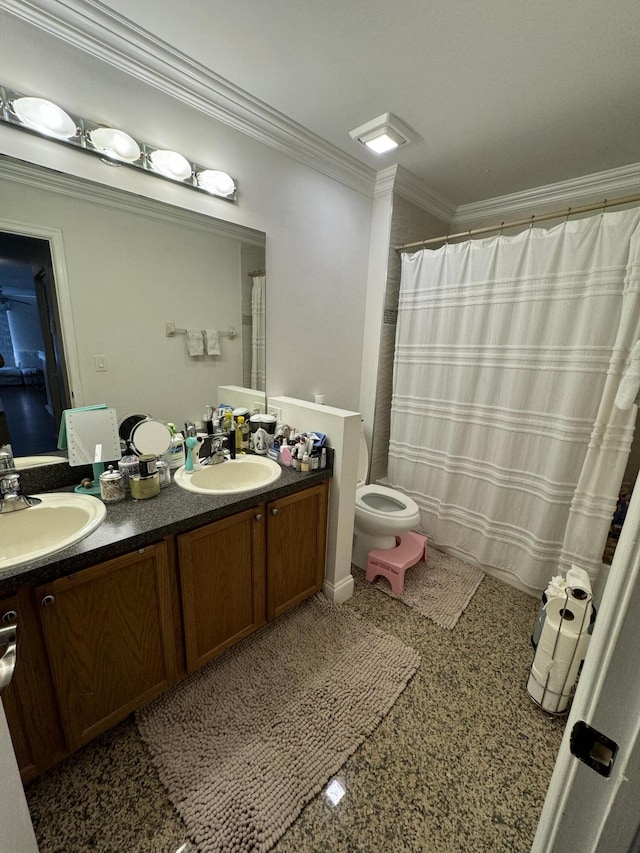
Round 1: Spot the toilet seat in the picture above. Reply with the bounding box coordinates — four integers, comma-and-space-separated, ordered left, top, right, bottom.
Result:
356, 484, 419, 522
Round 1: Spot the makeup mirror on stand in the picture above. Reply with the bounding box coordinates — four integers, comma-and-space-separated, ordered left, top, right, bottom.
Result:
60, 406, 121, 495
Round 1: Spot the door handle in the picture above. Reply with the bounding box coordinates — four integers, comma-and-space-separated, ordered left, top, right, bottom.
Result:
0, 623, 17, 694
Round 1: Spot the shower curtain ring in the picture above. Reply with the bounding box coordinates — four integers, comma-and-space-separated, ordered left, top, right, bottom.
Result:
529, 215, 535, 230
499, 221, 505, 236
601, 199, 608, 217
565, 207, 572, 223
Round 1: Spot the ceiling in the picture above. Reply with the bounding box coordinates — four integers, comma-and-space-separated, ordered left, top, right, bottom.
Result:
85, 0, 639, 207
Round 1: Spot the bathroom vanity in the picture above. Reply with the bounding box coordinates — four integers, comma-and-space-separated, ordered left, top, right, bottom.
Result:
0, 462, 330, 781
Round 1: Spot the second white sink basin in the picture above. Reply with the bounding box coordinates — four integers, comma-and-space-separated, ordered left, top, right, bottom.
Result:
15, 456, 67, 469
0, 493, 106, 571
174, 455, 282, 495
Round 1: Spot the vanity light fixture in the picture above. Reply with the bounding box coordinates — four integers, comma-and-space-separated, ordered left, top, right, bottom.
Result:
148, 149, 192, 181
196, 169, 237, 197
349, 112, 415, 154
0, 84, 237, 201
88, 127, 141, 163
12, 96, 77, 140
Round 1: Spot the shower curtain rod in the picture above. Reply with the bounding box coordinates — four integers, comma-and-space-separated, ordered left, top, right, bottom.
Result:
395, 192, 640, 252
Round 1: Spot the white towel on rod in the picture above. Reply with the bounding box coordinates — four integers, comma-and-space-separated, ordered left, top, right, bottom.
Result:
187, 330, 204, 357
205, 329, 221, 356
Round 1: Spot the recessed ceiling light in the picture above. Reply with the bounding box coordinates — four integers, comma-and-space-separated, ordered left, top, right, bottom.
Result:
349, 112, 415, 154
12, 97, 76, 140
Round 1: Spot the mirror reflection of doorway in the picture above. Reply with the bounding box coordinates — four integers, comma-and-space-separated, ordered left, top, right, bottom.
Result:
0, 232, 70, 455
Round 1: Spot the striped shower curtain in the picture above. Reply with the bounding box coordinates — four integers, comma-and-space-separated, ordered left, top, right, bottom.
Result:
387, 209, 640, 592
250, 274, 266, 391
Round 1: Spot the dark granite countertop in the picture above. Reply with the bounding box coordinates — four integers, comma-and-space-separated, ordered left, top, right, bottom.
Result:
0, 460, 332, 596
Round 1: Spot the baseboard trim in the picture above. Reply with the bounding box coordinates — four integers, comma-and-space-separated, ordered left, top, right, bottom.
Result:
322, 572, 355, 604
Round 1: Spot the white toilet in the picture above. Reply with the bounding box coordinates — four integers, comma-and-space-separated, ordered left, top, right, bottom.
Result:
352, 432, 422, 570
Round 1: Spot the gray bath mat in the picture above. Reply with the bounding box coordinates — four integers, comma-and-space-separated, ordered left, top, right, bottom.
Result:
369, 547, 485, 629
136, 593, 419, 853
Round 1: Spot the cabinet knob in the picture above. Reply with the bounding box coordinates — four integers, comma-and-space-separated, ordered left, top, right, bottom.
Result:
271, 507, 279, 516
41, 594, 56, 607
1, 610, 17, 624
254, 513, 263, 521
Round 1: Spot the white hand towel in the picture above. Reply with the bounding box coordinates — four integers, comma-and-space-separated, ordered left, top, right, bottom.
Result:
615, 340, 640, 409
205, 329, 221, 356
187, 330, 204, 357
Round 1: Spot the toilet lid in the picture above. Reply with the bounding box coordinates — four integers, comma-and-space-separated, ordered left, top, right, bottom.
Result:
358, 432, 368, 486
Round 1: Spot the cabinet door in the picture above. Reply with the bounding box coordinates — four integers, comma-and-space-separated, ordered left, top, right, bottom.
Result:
178, 507, 266, 673
0, 590, 66, 782
267, 482, 328, 621
37, 543, 175, 751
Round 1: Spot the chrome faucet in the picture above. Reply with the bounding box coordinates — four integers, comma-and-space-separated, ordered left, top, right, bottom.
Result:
0, 446, 42, 513
200, 433, 228, 465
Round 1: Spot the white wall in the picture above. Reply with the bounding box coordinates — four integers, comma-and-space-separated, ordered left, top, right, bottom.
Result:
269, 395, 361, 604
0, 11, 373, 414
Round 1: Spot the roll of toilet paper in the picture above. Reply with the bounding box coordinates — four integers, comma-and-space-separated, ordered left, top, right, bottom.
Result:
527, 593, 592, 713
566, 565, 592, 600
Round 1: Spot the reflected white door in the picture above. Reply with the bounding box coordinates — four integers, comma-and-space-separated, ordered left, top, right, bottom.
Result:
532, 476, 640, 852
0, 702, 38, 852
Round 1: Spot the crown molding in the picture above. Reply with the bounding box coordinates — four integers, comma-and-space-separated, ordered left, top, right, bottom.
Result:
0, 154, 266, 244
373, 165, 456, 222
0, 0, 377, 197
453, 162, 640, 229
392, 165, 456, 224
373, 166, 398, 199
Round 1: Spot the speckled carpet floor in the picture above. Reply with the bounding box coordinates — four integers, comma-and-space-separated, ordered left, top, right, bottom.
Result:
371, 548, 485, 629
25, 571, 565, 853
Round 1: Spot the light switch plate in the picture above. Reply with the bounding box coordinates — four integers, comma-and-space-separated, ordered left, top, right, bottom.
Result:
93, 354, 108, 372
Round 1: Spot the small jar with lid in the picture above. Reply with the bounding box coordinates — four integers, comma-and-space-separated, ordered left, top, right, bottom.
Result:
99, 465, 126, 503
130, 471, 160, 500
130, 453, 160, 499
156, 457, 171, 488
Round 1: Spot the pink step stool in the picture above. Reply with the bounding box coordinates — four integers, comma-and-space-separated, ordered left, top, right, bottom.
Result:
365, 531, 427, 595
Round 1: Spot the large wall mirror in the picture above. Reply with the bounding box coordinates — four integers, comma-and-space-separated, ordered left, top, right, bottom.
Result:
0, 156, 266, 464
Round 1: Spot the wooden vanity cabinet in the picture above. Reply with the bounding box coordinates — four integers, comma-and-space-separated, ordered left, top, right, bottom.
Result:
178, 507, 266, 673
0, 588, 66, 783
36, 543, 176, 751
2, 478, 330, 776
266, 481, 328, 621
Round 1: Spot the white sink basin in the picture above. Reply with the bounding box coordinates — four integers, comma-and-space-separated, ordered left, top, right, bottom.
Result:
0, 493, 106, 571
15, 456, 67, 469
174, 456, 282, 495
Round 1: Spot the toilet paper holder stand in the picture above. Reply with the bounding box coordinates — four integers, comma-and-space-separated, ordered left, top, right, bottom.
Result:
527, 586, 594, 715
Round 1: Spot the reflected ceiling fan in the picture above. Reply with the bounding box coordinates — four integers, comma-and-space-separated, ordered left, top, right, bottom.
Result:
0, 286, 32, 312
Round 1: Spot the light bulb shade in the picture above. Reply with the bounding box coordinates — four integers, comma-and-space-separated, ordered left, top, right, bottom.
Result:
196, 169, 236, 197
12, 97, 76, 140
89, 127, 141, 162
148, 149, 192, 181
